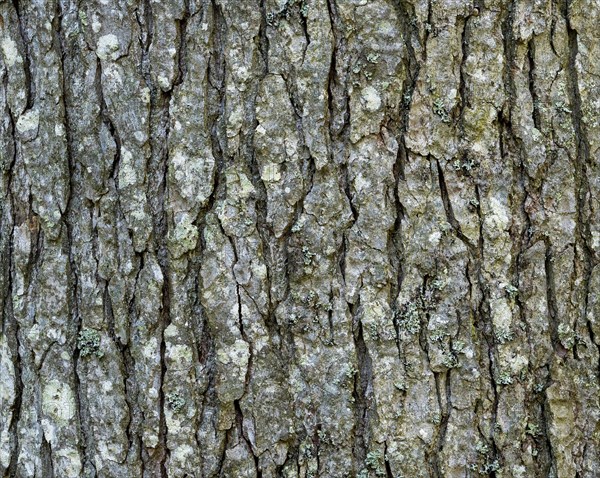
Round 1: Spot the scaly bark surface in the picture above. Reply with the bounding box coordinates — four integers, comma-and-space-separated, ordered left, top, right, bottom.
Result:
1, 0, 600, 476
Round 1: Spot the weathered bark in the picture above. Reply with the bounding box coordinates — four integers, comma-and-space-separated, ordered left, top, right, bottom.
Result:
1, 0, 599, 476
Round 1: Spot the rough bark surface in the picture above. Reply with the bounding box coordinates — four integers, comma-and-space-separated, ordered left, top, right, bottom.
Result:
1, 0, 600, 476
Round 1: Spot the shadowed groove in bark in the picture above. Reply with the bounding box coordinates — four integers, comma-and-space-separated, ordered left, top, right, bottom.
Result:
10, 0, 34, 109
564, 0, 597, 368
351, 313, 374, 475
54, 3, 98, 475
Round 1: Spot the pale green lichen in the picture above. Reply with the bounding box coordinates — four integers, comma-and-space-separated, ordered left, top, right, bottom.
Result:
367, 322, 380, 341
471, 440, 501, 475
526, 422, 541, 437
441, 352, 458, 369
433, 98, 451, 123
96, 34, 120, 61
365, 450, 385, 476
497, 370, 513, 385
361, 86, 381, 111
78, 10, 88, 26
396, 301, 421, 335
495, 326, 514, 344
480, 459, 501, 474
168, 217, 199, 258
394, 380, 407, 392
555, 100, 572, 114
165, 392, 185, 413
77, 329, 104, 358
503, 283, 519, 300
302, 246, 316, 266
475, 441, 489, 455
16, 109, 40, 135
429, 329, 448, 343
452, 156, 479, 174
1, 38, 22, 68
300, 1, 309, 17
468, 197, 480, 210
452, 340, 466, 353
557, 323, 575, 349
345, 363, 357, 380
366, 53, 380, 64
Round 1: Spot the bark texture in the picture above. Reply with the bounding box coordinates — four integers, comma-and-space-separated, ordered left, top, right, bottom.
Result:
1, 0, 600, 476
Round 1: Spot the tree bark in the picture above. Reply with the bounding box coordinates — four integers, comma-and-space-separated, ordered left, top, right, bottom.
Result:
1, 0, 599, 476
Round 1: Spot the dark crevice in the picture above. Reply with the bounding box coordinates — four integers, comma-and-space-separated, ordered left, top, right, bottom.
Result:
564, 0, 594, 362
3, 63, 22, 476
40, 433, 55, 478
104, 284, 141, 466
431, 370, 451, 478
527, 38, 541, 130
326, 0, 356, 294
351, 306, 373, 474
259, 0, 270, 74
297, 0, 310, 64
4, 269, 22, 478
11, 0, 35, 109
472, 179, 501, 467
54, 2, 97, 475
280, 71, 318, 251
456, 13, 471, 124
95, 57, 122, 184
137, 0, 171, 475
247, 0, 283, 339
173, 0, 191, 87
2, 0, 599, 476
207, 0, 228, 170
389, 0, 420, 321
234, 400, 262, 477
389, 138, 407, 309
500, 0, 516, 110
544, 239, 567, 355
436, 158, 476, 253
383, 441, 394, 478
540, 391, 558, 477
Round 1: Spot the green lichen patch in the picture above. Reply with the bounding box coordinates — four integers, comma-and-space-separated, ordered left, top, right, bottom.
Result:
168, 217, 199, 258
557, 323, 575, 349
165, 392, 185, 413
77, 329, 104, 358
364, 450, 386, 477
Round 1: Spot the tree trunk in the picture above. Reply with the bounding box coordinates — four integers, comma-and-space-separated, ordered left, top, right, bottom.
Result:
1, 0, 599, 476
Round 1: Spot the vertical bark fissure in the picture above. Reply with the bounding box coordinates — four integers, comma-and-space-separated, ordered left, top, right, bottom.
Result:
135, 0, 172, 474
3, 45, 22, 473
527, 38, 541, 130
432, 369, 451, 478
544, 238, 562, 353
456, 13, 470, 124
208, 0, 228, 168
436, 158, 476, 253
351, 303, 373, 473
390, 0, 420, 373
40, 433, 55, 478
4, 293, 22, 478
54, 2, 98, 475
173, 0, 190, 87
10, 0, 34, 109
95, 56, 122, 184
564, 1, 595, 362
473, 174, 502, 467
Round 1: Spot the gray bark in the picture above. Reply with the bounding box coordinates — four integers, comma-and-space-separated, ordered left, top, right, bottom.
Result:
1, 0, 600, 476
